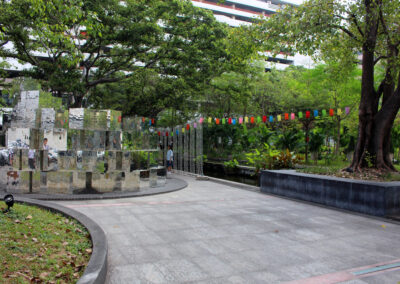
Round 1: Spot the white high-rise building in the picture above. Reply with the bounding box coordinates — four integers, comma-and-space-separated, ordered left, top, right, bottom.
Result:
191, 0, 313, 70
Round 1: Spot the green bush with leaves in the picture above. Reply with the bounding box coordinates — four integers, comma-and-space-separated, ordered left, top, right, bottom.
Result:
223, 159, 239, 169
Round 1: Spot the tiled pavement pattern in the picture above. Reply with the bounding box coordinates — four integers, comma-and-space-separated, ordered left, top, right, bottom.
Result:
58, 175, 400, 284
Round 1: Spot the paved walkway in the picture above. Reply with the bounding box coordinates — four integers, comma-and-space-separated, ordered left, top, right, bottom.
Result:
58, 175, 400, 283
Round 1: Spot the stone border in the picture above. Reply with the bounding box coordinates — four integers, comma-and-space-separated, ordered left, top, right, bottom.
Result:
13, 197, 107, 284
7, 177, 188, 201
260, 170, 400, 217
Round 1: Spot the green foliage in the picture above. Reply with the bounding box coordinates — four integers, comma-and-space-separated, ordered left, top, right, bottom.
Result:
276, 129, 302, 151
39, 91, 63, 109
223, 159, 239, 169
1, 0, 229, 110
309, 131, 325, 153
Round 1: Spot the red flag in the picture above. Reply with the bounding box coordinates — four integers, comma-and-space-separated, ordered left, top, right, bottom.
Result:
228, 118, 232, 124
262, 115, 267, 123
186, 124, 190, 130
306, 111, 310, 119
250, 117, 255, 124
166, 132, 169, 137
284, 113, 289, 120
329, 109, 334, 116
157, 131, 161, 136
216, 118, 220, 125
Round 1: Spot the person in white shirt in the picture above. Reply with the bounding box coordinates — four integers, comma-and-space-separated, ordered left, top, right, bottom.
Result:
166, 145, 173, 173
42, 138, 49, 150
28, 149, 35, 169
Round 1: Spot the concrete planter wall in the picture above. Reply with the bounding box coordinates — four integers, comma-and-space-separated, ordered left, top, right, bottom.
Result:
260, 170, 400, 217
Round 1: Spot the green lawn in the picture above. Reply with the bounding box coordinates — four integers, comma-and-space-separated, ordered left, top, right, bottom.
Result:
298, 159, 400, 181
0, 203, 92, 283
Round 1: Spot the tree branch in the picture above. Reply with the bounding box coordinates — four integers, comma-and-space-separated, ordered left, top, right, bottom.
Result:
350, 13, 364, 37
374, 55, 387, 65
87, 73, 133, 87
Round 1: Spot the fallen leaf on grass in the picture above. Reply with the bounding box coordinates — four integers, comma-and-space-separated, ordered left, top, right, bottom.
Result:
62, 242, 69, 246
55, 272, 63, 278
16, 271, 31, 280
26, 215, 32, 220
66, 228, 71, 233
75, 228, 82, 233
39, 272, 49, 279
73, 272, 80, 278
14, 219, 21, 224
85, 248, 92, 254
32, 238, 38, 242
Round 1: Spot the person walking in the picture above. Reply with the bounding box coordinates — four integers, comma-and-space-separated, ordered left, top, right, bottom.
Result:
166, 145, 173, 173
28, 149, 35, 170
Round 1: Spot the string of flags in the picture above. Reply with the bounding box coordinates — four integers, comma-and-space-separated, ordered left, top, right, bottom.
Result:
156, 107, 351, 137
204, 107, 350, 125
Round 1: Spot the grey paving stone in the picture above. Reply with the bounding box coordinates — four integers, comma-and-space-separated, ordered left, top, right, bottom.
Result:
56, 174, 400, 284
154, 259, 208, 282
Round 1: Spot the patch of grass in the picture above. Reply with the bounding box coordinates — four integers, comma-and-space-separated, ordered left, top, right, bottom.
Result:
0, 203, 92, 283
298, 165, 344, 176
298, 164, 400, 182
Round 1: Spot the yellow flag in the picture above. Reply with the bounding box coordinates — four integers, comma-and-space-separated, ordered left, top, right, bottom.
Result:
337, 108, 342, 115
277, 115, 281, 122
245, 116, 249, 123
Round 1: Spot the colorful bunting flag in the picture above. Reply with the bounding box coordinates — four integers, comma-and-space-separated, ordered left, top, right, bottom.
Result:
269, 115, 274, 122
329, 109, 334, 116
245, 116, 249, 123
239, 117, 243, 124
306, 111, 310, 119
186, 124, 190, 130
257, 116, 261, 123
228, 118, 232, 125
322, 109, 327, 116
284, 113, 289, 120
299, 111, 303, 118
263, 115, 267, 123
194, 123, 197, 129
337, 108, 342, 115
291, 113, 295, 120
345, 107, 350, 114
250, 117, 255, 124
232, 118, 236, 125
314, 110, 318, 117
222, 118, 226, 125
277, 115, 282, 121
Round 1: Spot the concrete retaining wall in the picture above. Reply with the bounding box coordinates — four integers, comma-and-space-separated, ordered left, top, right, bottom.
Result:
260, 170, 400, 217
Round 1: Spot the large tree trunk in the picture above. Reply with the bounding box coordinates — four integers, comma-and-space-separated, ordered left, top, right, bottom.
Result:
350, 64, 400, 172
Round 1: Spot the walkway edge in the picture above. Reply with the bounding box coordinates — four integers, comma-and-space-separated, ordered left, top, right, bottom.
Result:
9, 178, 188, 201
174, 171, 260, 192
14, 197, 107, 284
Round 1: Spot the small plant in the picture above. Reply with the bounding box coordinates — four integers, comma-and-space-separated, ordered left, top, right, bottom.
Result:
271, 149, 303, 169
364, 151, 375, 168
224, 158, 239, 169
246, 143, 280, 172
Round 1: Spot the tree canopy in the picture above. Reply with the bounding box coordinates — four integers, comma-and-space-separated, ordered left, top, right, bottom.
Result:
0, 0, 229, 110
252, 0, 400, 171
